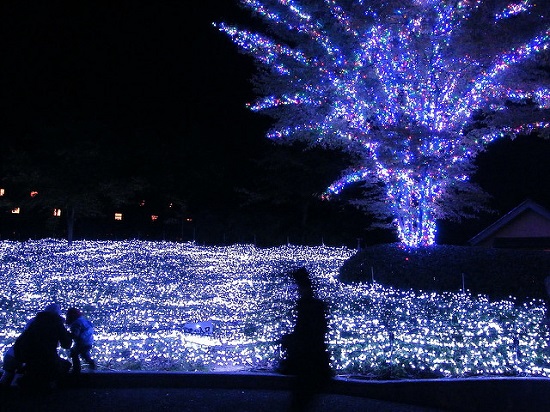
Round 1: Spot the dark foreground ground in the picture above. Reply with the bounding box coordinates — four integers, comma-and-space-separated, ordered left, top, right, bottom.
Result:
1, 371, 550, 412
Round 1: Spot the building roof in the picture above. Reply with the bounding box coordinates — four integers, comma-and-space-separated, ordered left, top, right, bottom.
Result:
468, 199, 550, 246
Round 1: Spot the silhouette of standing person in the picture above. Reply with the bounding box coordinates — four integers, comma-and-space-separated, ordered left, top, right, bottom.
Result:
279, 267, 333, 411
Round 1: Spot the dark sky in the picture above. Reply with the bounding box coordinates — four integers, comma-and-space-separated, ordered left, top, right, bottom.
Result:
1, 1, 549, 244
0, 1, 258, 145
0, 1, 269, 208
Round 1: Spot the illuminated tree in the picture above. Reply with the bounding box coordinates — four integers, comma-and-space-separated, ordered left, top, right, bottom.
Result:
216, 0, 550, 247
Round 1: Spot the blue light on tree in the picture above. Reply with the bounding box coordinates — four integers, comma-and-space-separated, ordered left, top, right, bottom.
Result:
216, 0, 550, 247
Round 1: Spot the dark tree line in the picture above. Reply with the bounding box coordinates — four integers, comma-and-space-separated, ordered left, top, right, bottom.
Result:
1, 125, 388, 247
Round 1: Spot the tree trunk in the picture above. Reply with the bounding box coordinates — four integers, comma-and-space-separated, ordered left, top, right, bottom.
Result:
66, 207, 75, 246
299, 201, 310, 244
387, 173, 437, 247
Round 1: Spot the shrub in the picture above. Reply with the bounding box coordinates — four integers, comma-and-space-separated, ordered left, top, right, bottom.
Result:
339, 244, 550, 303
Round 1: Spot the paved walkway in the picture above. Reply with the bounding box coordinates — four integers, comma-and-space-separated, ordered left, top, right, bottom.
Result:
1, 371, 549, 411
1, 386, 442, 412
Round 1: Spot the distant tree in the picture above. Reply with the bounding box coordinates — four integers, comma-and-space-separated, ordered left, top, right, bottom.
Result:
236, 141, 378, 245
139, 192, 188, 241
1, 123, 145, 245
239, 143, 340, 227
216, 0, 550, 247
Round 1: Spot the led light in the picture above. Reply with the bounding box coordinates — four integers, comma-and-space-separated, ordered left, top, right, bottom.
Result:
217, 1, 550, 248
0, 239, 548, 377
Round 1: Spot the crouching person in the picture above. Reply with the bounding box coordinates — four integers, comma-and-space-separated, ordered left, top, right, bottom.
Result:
13, 303, 72, 390
66, 307, 96, 373
0, 346, 22, 388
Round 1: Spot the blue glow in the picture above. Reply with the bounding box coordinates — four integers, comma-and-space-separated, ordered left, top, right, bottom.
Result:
0, 239, 548, 377
216, 0, 550, 247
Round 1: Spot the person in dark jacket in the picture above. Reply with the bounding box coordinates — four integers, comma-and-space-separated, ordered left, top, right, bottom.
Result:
279, 267, 333, 411
13, 303, 72, 389
65, 307, 96, 373
0, 312, 38, 387
0, 346, 20, 387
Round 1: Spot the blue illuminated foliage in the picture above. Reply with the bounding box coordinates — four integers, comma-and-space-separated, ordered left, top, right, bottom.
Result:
0, 239, 548, 378
216, 0, 550, 247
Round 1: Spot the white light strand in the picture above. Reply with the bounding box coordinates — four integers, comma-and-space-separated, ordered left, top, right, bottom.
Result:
0, 239, 548, 377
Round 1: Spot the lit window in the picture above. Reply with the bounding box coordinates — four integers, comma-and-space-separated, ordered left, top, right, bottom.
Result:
30, 191, 38, 197
11, 207, 20, 214
53, 209, 61, 217
151, 215, 158, 222
0, 188, 4, 196
114, 213, 123, 221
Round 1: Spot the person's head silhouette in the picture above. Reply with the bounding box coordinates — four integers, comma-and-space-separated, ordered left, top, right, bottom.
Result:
291, 267, 313, 296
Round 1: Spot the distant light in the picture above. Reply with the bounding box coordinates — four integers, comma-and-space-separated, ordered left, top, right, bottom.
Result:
185, 218, 192, 222
11, 207, 20, 214
30, 191, 38, 198
151, 215, 158, 222
140, 200, 146, 207
114, 213, 123, 221
0, 188, 4, 196
53, 208, 61, 217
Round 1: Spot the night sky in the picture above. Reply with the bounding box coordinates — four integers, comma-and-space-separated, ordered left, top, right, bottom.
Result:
1, 1, 549, 245
0, 1, 268, 214
0, 1, 260, 160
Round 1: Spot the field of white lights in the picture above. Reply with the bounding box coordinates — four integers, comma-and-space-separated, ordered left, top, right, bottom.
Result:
1, 239, 549, 379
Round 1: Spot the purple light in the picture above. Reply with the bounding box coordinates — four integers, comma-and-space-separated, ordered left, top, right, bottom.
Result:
217, 1, 550, 247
